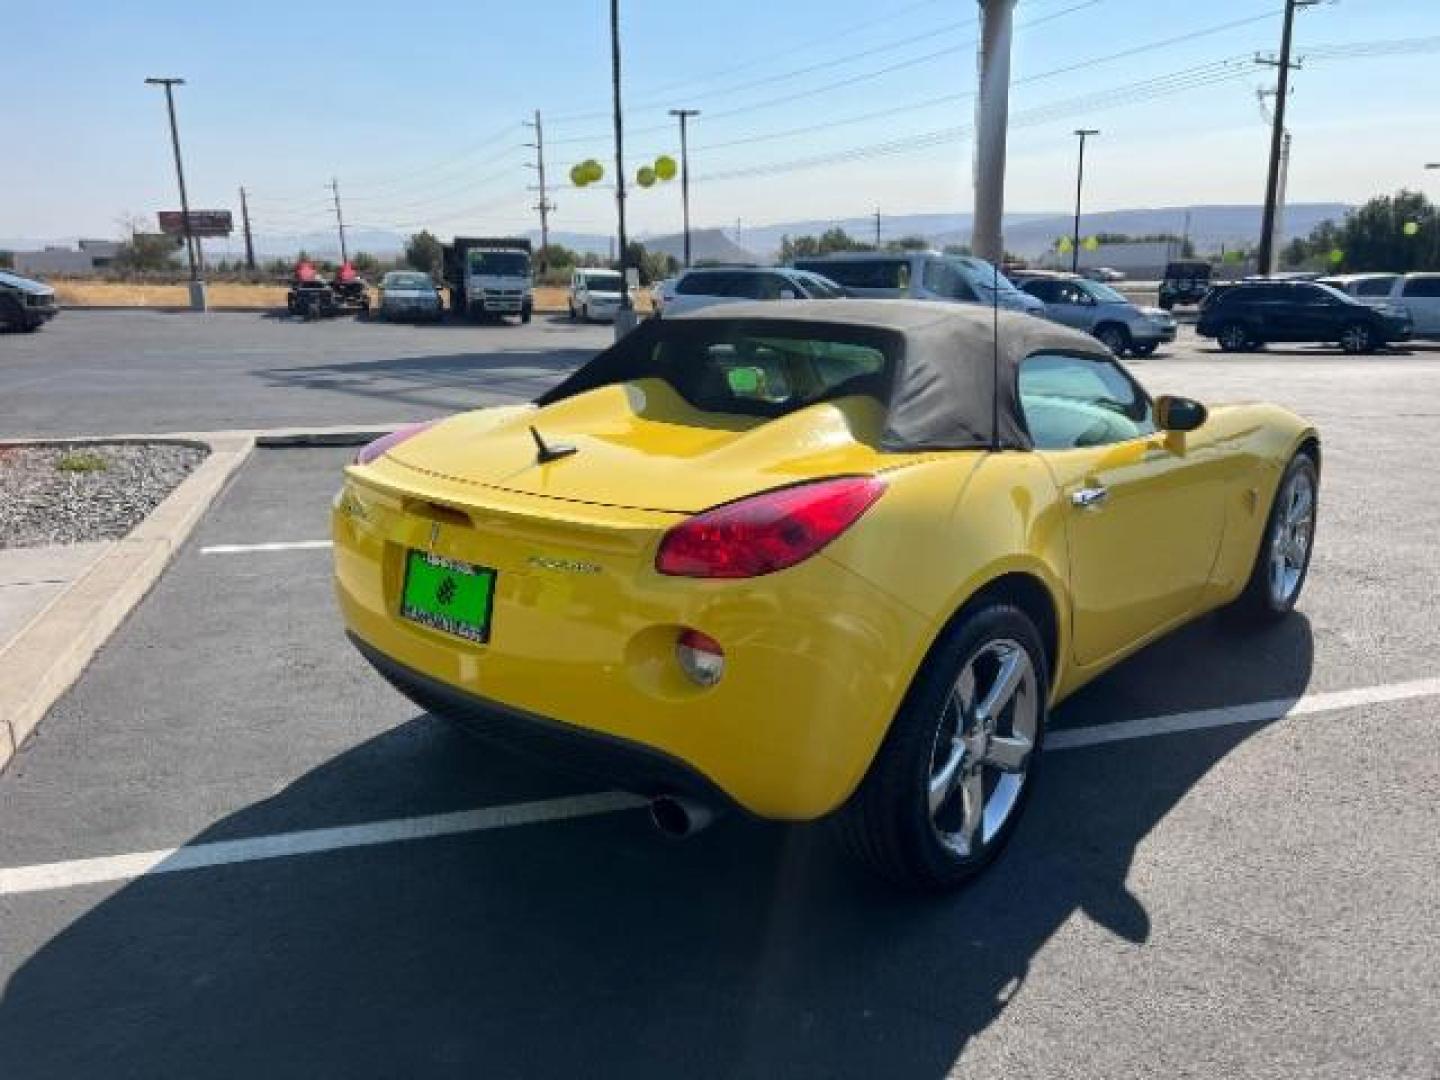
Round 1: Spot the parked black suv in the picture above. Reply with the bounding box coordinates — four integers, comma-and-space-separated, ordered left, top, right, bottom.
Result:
0, 270, 58, 332
1196, 280, 1412, 354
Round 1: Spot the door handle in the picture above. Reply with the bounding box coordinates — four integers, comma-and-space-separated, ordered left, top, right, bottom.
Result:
1071, 485, 1109, 509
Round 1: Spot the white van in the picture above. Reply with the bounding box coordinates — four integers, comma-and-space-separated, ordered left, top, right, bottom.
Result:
568, 269, 626, 323
793, 251, 1043, 315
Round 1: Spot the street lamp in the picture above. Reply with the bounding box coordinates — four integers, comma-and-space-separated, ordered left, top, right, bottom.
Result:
144, 76, 205, 311
1071, 128, 1099, 275
669, 108, 700, 267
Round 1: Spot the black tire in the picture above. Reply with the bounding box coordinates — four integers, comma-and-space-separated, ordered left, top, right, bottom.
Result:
1095, 323, 1131, 356
836, 600, 1049, 891
1339, 321, 1376, 354
1158, 296, 1174, 311
1130, 342, 1159, 358
1230, 451, 1319, 624
521, 305, 532, 325
1217, 320, 1254, 352
568, 301, 576, 320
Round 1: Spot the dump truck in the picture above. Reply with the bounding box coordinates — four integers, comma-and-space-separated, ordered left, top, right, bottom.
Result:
441, 237, 533, 323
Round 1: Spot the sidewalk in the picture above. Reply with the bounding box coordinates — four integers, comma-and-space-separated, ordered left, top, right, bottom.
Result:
0, 543, 111, 645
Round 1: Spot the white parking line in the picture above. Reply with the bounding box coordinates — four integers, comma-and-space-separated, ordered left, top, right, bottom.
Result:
3, 676, 1438, 898
200, 541, 333, 555
0, 792, 646, 898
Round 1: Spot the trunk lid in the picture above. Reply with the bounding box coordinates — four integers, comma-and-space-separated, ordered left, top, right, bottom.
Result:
385, 379, 903, 513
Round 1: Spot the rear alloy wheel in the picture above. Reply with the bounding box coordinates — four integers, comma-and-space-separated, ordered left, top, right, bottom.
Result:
1339, 322, 1376, 354
1217, 321, 1253, 352
1232, 452, 1318, 622
1095, 323, 1131, 356
838, 602, 1048, 891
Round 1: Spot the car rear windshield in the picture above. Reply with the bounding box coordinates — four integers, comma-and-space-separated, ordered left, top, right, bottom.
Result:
795, 259, 909, 289
645, 324, 896, 419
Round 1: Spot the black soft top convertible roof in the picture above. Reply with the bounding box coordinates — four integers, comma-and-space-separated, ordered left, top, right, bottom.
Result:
535, 299, 1112, 452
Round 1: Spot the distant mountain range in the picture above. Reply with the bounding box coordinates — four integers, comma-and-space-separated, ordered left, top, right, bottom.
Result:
2, 203, 1353, 266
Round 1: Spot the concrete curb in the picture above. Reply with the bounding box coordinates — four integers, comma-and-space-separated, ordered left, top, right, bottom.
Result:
0, 434, 254, 773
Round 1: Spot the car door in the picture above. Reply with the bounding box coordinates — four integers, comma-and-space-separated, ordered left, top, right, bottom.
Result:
1018, 352, 1228, 667
1399, 275, 1440, 336
1048, 280, 1097, 332
1290, 284, 1349, 343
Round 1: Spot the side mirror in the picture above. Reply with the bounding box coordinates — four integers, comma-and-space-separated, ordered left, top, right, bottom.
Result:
1156, 395, 1208, 433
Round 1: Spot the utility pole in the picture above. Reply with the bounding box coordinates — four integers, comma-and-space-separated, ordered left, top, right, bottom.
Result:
144, 76, 203, 309
1071, 129, 1099, 274
971, 0, 1018, 263
329, 177, 349, 264
524, 110, 555, 275
1256, 0, 1319, 277
609, 0, 635, 335
238, 186, 256, 273
669, 108, 700, 266
874, 208, 882, 248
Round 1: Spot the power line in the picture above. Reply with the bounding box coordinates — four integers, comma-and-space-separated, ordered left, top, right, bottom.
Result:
546, 0, 1100, 149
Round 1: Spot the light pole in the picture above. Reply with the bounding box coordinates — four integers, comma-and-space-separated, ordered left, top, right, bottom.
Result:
144, 76, 205, 310
669, 108, 700, 267
610, 0, 636, 337
1071, 129, 1099, 275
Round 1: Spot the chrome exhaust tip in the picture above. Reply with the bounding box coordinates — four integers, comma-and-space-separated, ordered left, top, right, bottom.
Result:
649, 795, 716, 839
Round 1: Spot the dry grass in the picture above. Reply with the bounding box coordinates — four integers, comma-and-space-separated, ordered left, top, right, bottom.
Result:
53, 279, 653, 314
53, 281, 289, 309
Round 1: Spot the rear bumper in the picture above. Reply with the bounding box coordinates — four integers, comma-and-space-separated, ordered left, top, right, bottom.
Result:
349, 631, 740, 810
332, 469, 930, 820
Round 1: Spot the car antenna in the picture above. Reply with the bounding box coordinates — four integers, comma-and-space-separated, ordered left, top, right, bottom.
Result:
530, 425, 578, 464
990, 258, 1001, 453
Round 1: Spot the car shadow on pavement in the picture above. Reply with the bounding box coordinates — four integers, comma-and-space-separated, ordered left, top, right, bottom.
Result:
0, 614, 1312, 1079
259, 350, 592, 414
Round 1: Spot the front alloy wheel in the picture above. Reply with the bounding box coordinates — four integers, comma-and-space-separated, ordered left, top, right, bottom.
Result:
1232, 451, 1319, 622
838, 601, 1049, 890
1217, 321, 1252, 352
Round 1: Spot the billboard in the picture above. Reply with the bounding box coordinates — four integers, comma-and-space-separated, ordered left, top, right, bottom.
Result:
158, 210, 233, 237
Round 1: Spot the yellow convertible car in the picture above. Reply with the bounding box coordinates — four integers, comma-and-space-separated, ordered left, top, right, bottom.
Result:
334, 300, 1319, 889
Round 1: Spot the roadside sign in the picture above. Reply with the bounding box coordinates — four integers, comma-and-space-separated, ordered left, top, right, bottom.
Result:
157, 210, 233, 237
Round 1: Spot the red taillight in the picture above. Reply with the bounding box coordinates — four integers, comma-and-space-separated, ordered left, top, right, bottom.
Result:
354, 420, 440, 465
655, 476, 886, 579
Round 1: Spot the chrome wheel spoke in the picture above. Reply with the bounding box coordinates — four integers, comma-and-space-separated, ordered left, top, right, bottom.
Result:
985, 733, 1032, 774
975, 646, 1024, 726
928, 734, 966, 815
957, 767, 985, 853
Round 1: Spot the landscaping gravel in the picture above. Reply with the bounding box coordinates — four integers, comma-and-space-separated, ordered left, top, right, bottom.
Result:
0, 442, 208, 549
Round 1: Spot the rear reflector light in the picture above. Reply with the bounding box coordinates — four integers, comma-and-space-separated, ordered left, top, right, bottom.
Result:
655, 476, 885, 579
354, 420, 441, 465
676, 628, 725, 687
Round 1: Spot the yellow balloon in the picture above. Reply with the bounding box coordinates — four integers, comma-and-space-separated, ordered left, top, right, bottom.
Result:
636, 165, 656, 188
584, 160, 604, 184
569, 164, 588, 187
1404, 220, 1421, 236
1082, 236, 1100, 251
654, 155, 678, 182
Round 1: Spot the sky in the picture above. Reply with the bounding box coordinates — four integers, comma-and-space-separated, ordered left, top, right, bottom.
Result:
6, 0, 1439, 247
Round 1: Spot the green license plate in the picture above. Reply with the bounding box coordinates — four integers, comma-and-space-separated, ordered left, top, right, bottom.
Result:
400, 550, 495, 643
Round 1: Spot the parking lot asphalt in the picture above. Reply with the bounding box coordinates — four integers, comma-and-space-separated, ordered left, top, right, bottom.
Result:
2, 316, 1440, 1078
0, 311, 611, 437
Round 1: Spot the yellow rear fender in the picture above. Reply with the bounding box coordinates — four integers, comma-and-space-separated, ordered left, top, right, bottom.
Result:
822, 451, 1073, 705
